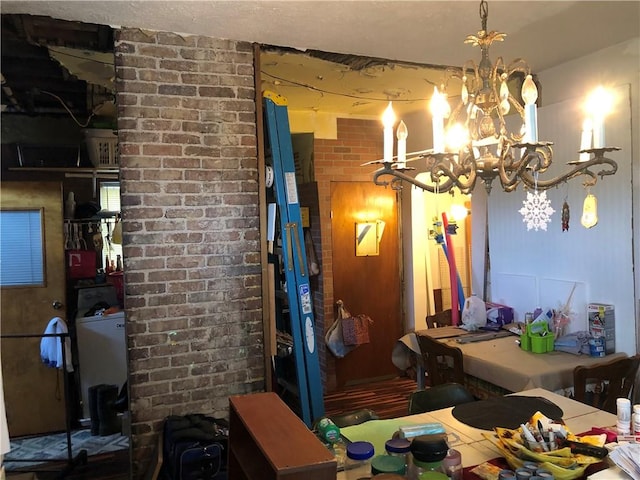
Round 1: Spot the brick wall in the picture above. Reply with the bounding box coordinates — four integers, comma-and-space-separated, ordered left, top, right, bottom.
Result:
313, 118, 383, 391
114, 28, 263, 476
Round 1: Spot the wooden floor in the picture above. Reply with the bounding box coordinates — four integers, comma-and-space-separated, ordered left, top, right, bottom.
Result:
324, 375, 419, 420
8, 376, 418, 479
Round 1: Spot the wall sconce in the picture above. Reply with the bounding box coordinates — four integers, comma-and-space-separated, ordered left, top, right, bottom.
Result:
355, 220, 385, 256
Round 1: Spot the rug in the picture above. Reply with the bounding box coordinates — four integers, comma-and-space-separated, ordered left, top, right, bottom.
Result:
3, 429, 129, 471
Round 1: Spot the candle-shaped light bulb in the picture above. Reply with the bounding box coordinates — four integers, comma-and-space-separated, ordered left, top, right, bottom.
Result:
382, 101, 396, 163
579, 118, 593, 162
521, 74, 538, 105
430, 87, 448, 153
586, 86, 613, 148
445, 123, 469, 153
521, 74, 538, 143
396, 120, 408, 169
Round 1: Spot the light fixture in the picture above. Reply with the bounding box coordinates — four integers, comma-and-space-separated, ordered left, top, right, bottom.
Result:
366, 0, 619, 195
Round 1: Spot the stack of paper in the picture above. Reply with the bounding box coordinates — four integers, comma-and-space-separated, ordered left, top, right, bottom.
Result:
609, 443, 640, 480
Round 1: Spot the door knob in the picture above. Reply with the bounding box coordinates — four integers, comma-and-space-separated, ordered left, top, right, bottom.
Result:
52, 300, 63, 310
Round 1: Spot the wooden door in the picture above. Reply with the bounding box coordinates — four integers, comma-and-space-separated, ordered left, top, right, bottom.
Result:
1, 181, 67, 436
331, 182, 402, 386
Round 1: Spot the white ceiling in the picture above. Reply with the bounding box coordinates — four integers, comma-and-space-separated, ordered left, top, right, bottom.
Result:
2, 1, 639, 117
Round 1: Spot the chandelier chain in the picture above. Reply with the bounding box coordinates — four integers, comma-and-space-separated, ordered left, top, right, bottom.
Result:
480, 0, 488, 32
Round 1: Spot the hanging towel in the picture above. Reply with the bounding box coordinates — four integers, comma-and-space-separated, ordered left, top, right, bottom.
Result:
40, 317, 74, 372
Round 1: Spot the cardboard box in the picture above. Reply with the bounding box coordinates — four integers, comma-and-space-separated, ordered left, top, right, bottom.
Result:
588, 303, 615, 354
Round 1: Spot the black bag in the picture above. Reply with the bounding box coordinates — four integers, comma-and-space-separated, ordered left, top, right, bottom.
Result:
160, 413, 229, 480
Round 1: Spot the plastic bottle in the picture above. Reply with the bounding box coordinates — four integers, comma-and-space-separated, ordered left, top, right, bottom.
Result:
385, 437, 412, 473
65, 192, 76, 219
408, 434, 448, 480
316, 417, 340, 444
617, 398, 631, 435
345, 441, 375, 480
632, 404, 640, 435
442, 448, 462, 480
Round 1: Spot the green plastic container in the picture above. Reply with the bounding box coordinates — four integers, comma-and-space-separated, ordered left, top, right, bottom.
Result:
526, 323, 555, 353
371, 455, 405, 475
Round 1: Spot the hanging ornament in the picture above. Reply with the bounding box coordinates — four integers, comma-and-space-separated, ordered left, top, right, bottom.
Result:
581, 192, 598, 228
519, 173, 555, 231
562, 198, 570, 232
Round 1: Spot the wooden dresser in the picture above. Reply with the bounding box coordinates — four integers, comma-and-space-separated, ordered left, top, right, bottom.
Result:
228, 392, 336, 479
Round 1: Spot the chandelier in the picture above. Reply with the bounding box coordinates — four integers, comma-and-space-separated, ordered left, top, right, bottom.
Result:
367, 0, 619, 195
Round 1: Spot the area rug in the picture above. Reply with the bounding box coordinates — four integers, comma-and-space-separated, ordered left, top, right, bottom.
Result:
3, 429, 129, 471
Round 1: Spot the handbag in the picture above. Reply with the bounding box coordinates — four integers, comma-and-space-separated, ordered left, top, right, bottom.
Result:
325, 300, 356, 358
342, 314, 373, 346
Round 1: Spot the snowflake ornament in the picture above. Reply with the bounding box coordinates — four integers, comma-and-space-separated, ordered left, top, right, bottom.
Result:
519, 190, 555, 231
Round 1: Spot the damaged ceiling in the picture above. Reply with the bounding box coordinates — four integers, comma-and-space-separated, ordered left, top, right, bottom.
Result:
1, 15, 114, 118
1, 1, 639, 121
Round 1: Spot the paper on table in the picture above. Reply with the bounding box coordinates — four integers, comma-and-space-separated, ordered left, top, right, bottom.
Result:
608, 443, 640, 480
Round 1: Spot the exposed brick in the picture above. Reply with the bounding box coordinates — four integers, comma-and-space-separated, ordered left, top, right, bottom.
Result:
116, 27, 262, 480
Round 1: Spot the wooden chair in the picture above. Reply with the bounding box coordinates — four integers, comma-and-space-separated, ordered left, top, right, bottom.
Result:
426, 309, 457, 329
416, 334, 465, 386
573, 354, 640, 414
408, 382, 475, 414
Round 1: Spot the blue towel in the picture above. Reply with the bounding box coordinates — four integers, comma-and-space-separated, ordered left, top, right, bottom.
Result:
40, 317, 74, 372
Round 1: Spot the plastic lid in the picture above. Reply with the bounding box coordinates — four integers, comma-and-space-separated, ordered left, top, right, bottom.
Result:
346, 441, 374, 461
410, 434, 448, 463
633, 404, 640, 413
617, 398, 631, 407
371, 455, 406, 475
418, 472, 448, 480
385, 437, 411, 454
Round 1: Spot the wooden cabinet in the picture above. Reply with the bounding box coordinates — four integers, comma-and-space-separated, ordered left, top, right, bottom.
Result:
228, 392, 336, 480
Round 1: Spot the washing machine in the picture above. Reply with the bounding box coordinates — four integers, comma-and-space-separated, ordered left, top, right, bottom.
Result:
75, 285, 127, 419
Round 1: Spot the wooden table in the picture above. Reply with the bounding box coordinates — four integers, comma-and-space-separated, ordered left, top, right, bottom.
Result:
337, 388, 618, 479
417, 330, 627, 396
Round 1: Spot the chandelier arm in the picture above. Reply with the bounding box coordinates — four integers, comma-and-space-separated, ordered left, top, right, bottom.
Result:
495, 145, 552, 192
503, 150, 618, 191
506, 59, 530, 76
426, 152, 477, 193
372, 162, 455, 193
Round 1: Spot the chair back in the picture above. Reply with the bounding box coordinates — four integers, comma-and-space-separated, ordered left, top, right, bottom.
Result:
408, 382, 475, 414
328, 408, 379, 428
573, 355, 640, 414
426, 309, 456, 329
416, 334, 465, 386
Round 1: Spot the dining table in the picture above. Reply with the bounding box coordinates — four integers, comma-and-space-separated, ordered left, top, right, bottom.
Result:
337, 387, 624, 480
414, 328, 627, 397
